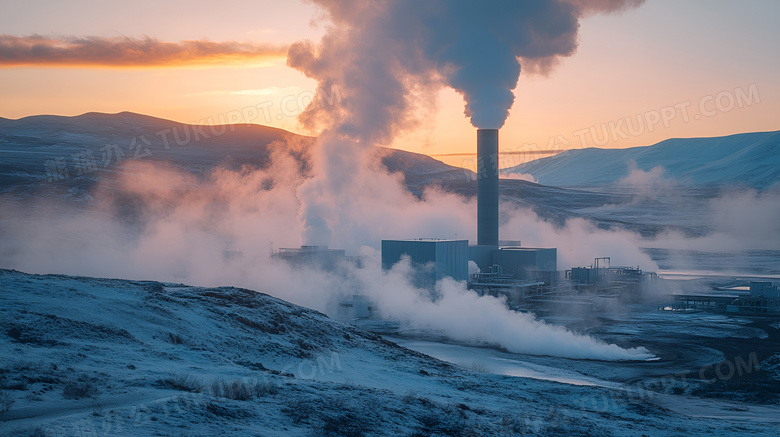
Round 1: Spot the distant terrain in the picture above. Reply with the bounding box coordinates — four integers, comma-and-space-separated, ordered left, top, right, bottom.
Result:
0, 111, 465, 198
1, 112, 776, 239
503, 131, 780, 189
0, 112, 640, 232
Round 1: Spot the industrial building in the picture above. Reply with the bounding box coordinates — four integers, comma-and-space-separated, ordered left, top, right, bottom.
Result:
378, 130, 559, 302
466, 256, 657, 314
469, 129, 558, 283
379, 129, 566, 308
494, 247, 558, 281
339, 294, 376, 319
668, 281, 780, 314
271, 245, 346, 271
295, 128, 657, 319
567, 257, 658, 303
381, 239, 469, 290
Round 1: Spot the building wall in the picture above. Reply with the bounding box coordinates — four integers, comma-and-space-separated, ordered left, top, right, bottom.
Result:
493, 248, 557, 280
468, 245, 496, 273
434, 241, 469, 283
571, 267, 600, 284
750, 281, 779, 297
273, 246, 346, 271
381, 240, 469, 290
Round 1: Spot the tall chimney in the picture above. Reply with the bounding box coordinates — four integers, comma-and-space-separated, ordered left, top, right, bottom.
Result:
477, 129, 499, 246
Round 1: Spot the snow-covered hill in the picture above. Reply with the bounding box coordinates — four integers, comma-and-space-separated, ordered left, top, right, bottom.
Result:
503, 131, 780, 189
0, 111, 641, 232
1, 269, 779, 436
0, 111, 468, 200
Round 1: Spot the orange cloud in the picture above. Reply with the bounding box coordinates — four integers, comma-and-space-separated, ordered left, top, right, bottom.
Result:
0, 35, 287, 68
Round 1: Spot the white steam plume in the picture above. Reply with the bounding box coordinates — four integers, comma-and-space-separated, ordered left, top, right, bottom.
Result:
287, 0, 645, 246
368, 260, 653, 360
1, 149, 657, 361
291, 0, 646, 131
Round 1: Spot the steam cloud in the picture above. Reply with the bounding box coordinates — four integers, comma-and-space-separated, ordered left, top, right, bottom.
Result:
0, 35, 287, 67
287, 0, 644, 247
290, 0, 645, 131
0, 155, 655, 361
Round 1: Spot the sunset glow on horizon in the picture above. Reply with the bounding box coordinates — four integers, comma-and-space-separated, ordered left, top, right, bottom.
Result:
1, 0, 778, 167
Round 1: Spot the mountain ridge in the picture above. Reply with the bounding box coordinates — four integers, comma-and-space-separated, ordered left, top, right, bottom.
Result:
504, 130, 780, 189
0, 111, 725, 236
0, 111, 472, 197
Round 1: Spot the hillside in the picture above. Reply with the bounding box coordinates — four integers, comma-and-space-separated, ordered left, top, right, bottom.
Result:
0, 111, 642, 233
503, 131, 780, 189
0, 112, 310, 198
2, 269, 778, 435
4, 111, 769, 238
0, 111, 468, 200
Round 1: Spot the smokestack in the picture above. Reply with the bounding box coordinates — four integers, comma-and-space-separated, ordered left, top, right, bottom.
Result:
477, 129, 499, 246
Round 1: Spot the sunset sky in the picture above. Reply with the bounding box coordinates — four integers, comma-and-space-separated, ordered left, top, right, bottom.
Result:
1, 0, 778, 168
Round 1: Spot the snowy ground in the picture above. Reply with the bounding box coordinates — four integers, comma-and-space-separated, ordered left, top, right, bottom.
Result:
2, 269, 779, 436
391, 306, 780, 404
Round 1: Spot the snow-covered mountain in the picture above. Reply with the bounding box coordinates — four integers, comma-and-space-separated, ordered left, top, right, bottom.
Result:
0, 111, 638, 231
503, 131, 780, 189
2, 269, 778, 435
0, 111, 469, 199
4, 112, 775, 240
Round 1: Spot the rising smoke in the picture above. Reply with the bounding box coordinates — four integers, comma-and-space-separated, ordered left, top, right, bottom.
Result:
288, 0, 645, 246
291, 0, 645, 131
0, 155, 655, 361
285, 0, 652, 360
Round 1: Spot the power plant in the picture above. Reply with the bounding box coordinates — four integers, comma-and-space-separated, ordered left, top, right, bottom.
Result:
276, 128, 663, 317
381, 129, 562, 293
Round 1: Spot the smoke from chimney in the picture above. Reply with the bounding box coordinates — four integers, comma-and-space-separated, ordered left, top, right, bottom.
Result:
288, 0, 645, 248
